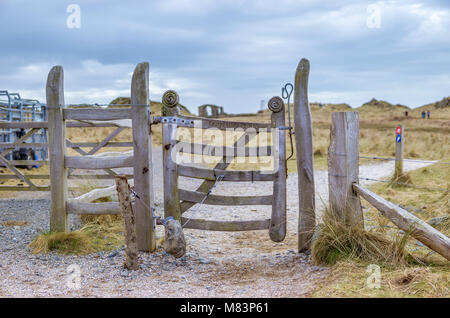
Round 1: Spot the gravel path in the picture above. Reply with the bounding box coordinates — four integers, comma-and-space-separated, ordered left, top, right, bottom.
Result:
0, 148, 434, 297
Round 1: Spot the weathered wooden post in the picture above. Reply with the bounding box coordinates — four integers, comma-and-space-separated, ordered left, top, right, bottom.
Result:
394, 125, 404, 179
293, 58, 316, 252
268, 96, 287, 242
115, 175, 138, 270
47, 66, 68, 232
131, 62, 155, 252
328, 112, 363, 227
162, 90, 181, 221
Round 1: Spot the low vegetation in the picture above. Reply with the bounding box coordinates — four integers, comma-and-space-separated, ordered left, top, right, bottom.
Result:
311, 208, 408, 267
312, 161, 450, 297
28, 215, 124, 255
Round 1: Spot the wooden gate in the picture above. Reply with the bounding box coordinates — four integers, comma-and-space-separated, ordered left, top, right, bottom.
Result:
160, 91, 287, 242
45, 62, 155, 252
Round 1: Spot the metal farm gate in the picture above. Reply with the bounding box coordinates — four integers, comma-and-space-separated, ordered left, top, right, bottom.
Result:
0, 90, 48, 161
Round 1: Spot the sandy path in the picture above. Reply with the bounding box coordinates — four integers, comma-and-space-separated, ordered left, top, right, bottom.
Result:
0, 148, 434, 297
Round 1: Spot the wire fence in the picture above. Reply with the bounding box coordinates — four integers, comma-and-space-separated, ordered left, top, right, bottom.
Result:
359, 155, 450, 166
328, 152, 449, 193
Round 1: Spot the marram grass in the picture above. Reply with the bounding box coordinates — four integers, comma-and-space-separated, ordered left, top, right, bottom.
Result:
28, 215, 124, 255
311, 208, 408, 266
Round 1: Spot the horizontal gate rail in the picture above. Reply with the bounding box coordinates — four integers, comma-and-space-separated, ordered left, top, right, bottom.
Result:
63, 108, 132, 121
177, 114, 272, 131
177, 164, 276, 181
65, 155, 134, 169
66, 201, 121, 215
0, 185, 50, 191
181, 217, 271, 231
179, 189, 273, 206
176, 141, 272, 157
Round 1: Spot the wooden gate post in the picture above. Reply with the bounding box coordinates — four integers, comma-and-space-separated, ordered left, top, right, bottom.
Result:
268, 96, 286, 242
47, 66, 68, 232
162, 90, 181, 221
394, 125, 404, 179
131, 62, 155, 252
293, 58, 316, 252
328, 112, 363, 227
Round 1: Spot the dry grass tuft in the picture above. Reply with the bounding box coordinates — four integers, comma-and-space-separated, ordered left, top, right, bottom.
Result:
1, 220, 29, 226
312, 208, 408, 266
28, 231, 92, 255
28, 214, 124, 255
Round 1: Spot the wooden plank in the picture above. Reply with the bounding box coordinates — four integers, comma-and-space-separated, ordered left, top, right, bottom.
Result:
179, 189, 272, 206
176, 141, 272, 157
0, 174, 50, 179
66, 201, 121, 215
0, 121, 48, 129
47, 65, 68, 232
353, 183, 450, 261
115, 175, 138, 270
163, 122, 181, 220
181, 217, 271, 231
65, 155, 134, 169
66, 140, 132, 148
131, 62, 155, 252
66, 121, 127, 128
2, 160, 48, 166
293, 58, 316, 252
328, 112, 363, 226
68, 174, 133, 180
178, 115, 272, 131
269, 97, 287, 242
63, 108, 132, 121
394, 124, 404, 179
0, 186, 49, 191
0, 121, 128, 129
0, 174, 132, 180
0, 143, 47, 148
177, 165, 276, 181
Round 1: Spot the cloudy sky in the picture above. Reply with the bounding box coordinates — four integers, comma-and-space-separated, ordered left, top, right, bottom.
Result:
0, 0, 449, 113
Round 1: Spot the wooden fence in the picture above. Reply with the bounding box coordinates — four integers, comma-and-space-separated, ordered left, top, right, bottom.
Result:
1, 59, 318, 254
328, 112, 450, 261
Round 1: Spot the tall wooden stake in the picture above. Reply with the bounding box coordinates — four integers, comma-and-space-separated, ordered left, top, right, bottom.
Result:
293, 58, 316, 252
115, 175, 139, 270
328, 112, 363, 227
47, 66, 68, 232
269, 97, 287, 242
131, 62, 155, 252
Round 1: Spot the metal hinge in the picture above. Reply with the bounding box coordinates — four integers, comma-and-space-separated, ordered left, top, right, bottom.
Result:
152, 116, 195, 127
